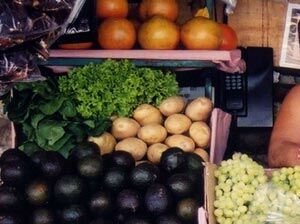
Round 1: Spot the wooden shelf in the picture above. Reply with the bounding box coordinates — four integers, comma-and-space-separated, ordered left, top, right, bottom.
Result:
40, 49, 242, 68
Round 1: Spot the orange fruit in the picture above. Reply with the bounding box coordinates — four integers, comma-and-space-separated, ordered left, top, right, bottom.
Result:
138, 15, 180, 50
96, 0, 128, 19
139, 0, 179, 22
181, 17, 222, 50
98, 18, 136, 49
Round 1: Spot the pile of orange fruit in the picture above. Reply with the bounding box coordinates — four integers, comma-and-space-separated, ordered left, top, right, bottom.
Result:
96, 0, 238, 51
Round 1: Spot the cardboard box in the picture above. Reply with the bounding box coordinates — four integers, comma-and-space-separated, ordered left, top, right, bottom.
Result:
228, 0, 300, 67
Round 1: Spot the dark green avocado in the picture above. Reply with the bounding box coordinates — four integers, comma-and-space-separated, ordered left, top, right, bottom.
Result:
144, 184, 171, 215
160, 148, 186, 173
110, 151, 135, 171
0, 186, 23, 211
32, 208, 55, 224
58, 205, 87, 224
185, 152, 204, 173
0, 160, 31, 188
25, 179, 51, 206
176, 198, 198, 223
166, 173, 194, 199
40, 151, 65, 180
156, 214, 182, 224
77, 155, 103, 179
130, 162, 159, 191
124, 216, 151, 224
116, 189, 141, 214
103, 167, 127, 192
54, 175, 84, 205
89, 218, 113, 224
88, 191, 113, 217
68, 142, 99, 162
0, 148, 29, 166
0, 214, 22, 224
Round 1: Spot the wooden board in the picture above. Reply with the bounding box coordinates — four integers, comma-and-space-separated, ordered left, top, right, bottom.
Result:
228, 0, 300, 66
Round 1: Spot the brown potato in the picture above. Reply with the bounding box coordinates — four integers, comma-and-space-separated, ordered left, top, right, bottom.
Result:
189, 121, 211, 148
115, 137, 147, 161
158, 96, 186, 116
112, 117, 140, 140
147, 143, 169, 164
137, 124, 167, 144
133, 104, 163, 126
194, 148, 209, 162
185, 97, 213, 121
165, 135, 195, 152
88, 132, 116, 155
164, 113, 192, 134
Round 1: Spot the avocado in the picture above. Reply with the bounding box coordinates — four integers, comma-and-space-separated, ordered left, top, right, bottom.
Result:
185, 152, 204, 173
166, 173, 194, 199
103, 167, 127, 192
0, 186, 23, 211
124, 216, 151, 224
130, 162, 159, 191
116, 189, 140, 214
144, 184, 171, 214
90, 218, 113, 224
176, 198, 198, 223
0, 148, 29, 166
88, 191, 113, 217
54, 175, 85, 205
68, 142, 99, 163
0, 161, 31, 188
160, 148, 186, 173
77, 155, 103, 180
186, 171, 204, 205
25, 179, 51, 206
0, 214, 22, 224
101, 154, 112, 172
58, 205, 87, 224
40, 151, 65, 180
110, 151, 135, 171
32, 208, 55, 224
156, 214, 182, 224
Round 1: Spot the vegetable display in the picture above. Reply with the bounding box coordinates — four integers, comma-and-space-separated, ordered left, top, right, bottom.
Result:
89, 96, 213, 164
58, 60, 179, 119
4, 77, 111, 157
0, 145, 205, 224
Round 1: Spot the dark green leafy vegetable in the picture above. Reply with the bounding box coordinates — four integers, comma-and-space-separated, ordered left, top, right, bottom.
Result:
58, 60, 179, 119
4, 78, 111, 157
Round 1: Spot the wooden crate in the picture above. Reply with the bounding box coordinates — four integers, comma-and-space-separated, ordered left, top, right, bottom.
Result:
228, 0, 300, 66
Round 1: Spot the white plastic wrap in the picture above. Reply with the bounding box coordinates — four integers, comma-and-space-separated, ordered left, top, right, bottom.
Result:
0, 0, 86, 95
220, 0, 237, 14
247, 183, 300, 224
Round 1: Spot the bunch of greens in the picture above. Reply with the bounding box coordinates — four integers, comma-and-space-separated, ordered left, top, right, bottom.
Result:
3, 78, 111, 157
58, 60, 179, 119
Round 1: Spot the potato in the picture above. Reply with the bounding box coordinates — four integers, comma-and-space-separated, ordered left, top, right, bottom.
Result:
159, 96, 186, 116
164, 114, 192, 134
88, 132, 116, 155
165, 135, 195, 152
185, 97, 213, 121
189, 121, 210, 148
137, 124, 167, 144
112, 117, 140, 140
115, 137, 147, 161
194, 148, 209, 162
147, 143, 169, 164
133, 104, 163, 126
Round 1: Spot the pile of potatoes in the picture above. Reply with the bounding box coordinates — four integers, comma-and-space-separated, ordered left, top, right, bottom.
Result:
88, 96, 213, 164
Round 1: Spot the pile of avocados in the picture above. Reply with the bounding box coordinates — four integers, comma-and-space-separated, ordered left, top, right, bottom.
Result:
0, 143, 205, 224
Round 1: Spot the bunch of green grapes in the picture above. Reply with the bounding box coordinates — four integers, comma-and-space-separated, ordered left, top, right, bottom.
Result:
214, 153, 267, 224
247, 183, 300, 224
272, 166, 300, 197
